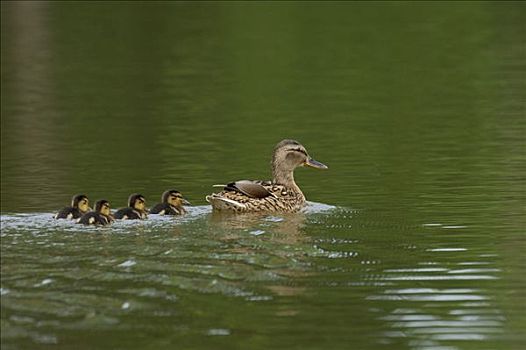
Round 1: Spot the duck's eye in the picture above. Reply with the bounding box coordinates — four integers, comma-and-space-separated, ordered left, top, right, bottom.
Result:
289, 148, 307, 156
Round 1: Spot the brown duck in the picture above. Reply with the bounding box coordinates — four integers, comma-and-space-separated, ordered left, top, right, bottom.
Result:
206, 139, 328, 213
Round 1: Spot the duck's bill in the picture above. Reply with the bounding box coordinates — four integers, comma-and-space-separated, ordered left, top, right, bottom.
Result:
304, 158, 328, 169
182, 199, 192, 206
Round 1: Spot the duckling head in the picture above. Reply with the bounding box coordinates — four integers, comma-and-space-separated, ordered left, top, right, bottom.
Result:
162, 189, 191, 208
271, 139, 328, 185
72, 194, 91, 213
128, 193, 146, 211
94, 199, 111, 216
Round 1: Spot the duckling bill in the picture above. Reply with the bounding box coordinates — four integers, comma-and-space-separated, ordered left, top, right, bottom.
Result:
55, 194, 91, 219
150, 189, 190, 215
78, 199, 114, 226
114, 193, 148, 220
206, 139, 328, 213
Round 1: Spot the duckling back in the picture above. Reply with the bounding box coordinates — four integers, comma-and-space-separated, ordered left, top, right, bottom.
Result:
114, 207, 147, 220
55, 207, 82, 219
78, 212, 112, 226
150, 203, 184, 215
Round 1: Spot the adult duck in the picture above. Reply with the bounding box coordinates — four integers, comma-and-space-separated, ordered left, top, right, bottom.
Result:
206, 139, 328, 213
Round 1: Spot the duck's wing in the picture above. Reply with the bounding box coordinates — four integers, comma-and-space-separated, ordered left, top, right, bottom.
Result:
224, 180, 273, 199
206, 194, 247, 211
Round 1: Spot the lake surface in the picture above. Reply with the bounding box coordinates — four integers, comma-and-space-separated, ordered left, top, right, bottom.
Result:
1, 2, 525, 349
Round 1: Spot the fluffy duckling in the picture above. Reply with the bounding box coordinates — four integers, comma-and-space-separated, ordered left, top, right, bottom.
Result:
55, 194, 91, 219
150, 189, 191, 215
78, 199, 114, 226
206, 139, 328, 213
114, 193, 148, 220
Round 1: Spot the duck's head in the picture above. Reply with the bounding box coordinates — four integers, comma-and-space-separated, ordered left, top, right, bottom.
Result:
72, 194, 91, 213
162, 189, 191, 208
94, 199, 111, 216
128, 193, 146, 211
271, 139, 328, 183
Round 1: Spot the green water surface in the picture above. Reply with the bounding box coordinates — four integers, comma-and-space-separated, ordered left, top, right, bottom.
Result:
1, 2, 525, 350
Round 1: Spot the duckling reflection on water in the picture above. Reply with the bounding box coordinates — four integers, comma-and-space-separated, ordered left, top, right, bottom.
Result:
206, 139, 328, 213
114, 193, 148, 220
78, 199, 114, 226
54, 194, 91, 219
150, 189, 191, 215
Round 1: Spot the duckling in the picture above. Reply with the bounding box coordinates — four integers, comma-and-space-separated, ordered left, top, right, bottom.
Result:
150, 189, 191, 215
206, 139, 328, 213
54, 194, 91, 219
113, 193, 148, 220
78, 199, 114, 226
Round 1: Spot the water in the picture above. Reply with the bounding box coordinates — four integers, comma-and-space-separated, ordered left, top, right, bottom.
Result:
1, 2, 525, 349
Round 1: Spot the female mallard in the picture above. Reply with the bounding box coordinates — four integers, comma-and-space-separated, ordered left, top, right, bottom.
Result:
206, 139, 328, 213
54, 194, 91, 219
150, 189, 191, 215
78, 199, 114, 226
114, 193, 148, 220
